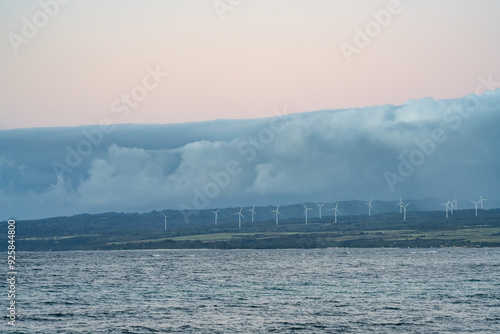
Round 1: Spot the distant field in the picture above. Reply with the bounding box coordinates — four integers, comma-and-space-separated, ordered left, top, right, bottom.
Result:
170, 232, 302, 241
105, 232, 306, 245
115, 226, 500, 245
20, 234, 100, 241
9, 209, 500, 250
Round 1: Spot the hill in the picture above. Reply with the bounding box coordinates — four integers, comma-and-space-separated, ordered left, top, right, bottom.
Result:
2, 205, 499, 251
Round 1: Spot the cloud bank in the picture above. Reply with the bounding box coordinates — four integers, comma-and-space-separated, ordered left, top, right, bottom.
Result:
1, 90, 499, 220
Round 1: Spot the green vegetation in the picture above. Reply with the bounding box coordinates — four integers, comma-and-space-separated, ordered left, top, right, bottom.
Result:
2, 209, 499, 251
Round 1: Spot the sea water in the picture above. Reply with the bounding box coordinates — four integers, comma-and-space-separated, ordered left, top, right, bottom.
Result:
3, 248, 500, 333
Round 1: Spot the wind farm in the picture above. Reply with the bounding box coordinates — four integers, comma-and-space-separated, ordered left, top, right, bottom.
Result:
7, 196, 499, 251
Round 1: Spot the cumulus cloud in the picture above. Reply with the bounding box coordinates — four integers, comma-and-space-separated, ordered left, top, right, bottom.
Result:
1, 91, 499, 220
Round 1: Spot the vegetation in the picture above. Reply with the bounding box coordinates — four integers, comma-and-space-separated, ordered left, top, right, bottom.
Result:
1, 209, 499, 251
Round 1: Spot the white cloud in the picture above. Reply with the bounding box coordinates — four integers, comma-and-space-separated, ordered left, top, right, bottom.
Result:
1, 90, 499, 220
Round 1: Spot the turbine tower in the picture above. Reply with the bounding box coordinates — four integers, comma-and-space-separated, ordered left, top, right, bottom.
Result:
162, 212, 171, 232
403, 202, 410, 222
315, 203, 325, 219
441, 202, 450, 218
211, 209, 220, 226
397, 197, 404, 214
329, 203, 340, 224
479, 195, 488, 209
271, 206, 281, 226
449, 199, 455, 215
234, 207, 244, 228
303, 204, 312, 224
471, 200, 480, 217
366, 199, 373, 216
247, 205, 257, 223
448, 198, 458, 214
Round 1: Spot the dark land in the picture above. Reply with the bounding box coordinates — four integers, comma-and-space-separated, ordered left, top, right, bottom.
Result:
2, 208, 500, 251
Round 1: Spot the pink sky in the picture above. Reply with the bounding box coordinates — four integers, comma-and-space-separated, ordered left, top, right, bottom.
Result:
1, 0, 499, 129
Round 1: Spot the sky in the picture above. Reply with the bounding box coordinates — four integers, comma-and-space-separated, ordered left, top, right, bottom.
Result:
1, 1, 500, 220
1, 0, 500, 129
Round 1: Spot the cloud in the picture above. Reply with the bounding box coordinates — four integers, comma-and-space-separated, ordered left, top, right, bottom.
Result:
1, 90, 499, 220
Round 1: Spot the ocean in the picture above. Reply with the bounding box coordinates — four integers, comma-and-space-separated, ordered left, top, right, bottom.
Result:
4, 248, 500, 333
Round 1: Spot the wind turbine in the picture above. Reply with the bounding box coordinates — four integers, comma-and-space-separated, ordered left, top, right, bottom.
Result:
303, 203, 312, 224
162, 212, 171, 232
441, 202, 450, 218
397, 197, 404, 214
329, 203, 340, 224
471, 200, 480, 217
247, 205, 257, 223
479, 195, 488, 209
271, 206, 281, 226
211, 209, 220, 226
449, 199, 455, 215
365, 199, 373, 216
403, 202, 410, 221
234, 207, 244, 228
315, 203, 325, 219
